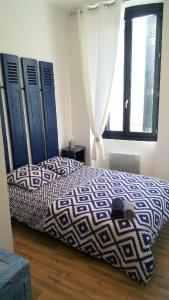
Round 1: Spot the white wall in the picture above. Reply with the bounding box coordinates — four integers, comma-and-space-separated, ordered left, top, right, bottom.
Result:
0, 0, 71, 150
0, 121, 13, 251
155, 0, 169, 180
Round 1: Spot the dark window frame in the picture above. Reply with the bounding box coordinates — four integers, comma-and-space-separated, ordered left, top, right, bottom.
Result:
103, 3, 163, 142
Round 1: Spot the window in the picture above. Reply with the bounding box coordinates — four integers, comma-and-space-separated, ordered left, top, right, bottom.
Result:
103, 3, 163, 141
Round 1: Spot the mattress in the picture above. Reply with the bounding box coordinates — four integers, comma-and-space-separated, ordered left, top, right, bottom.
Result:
9, 166, 169, 284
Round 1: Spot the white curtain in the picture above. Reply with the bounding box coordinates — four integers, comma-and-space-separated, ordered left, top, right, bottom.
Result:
77, 0, 122, 161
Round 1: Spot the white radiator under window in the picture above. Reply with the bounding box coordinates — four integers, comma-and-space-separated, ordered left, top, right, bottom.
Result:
109, 153, 140, 174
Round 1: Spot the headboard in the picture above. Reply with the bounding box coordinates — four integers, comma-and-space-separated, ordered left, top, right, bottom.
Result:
0, 53, 59, 173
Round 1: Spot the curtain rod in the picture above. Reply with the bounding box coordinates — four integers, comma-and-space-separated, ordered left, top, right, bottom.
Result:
70, 0, 130, 16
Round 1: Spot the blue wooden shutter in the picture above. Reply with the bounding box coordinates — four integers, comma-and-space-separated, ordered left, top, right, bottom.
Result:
22, 58, 46, 164
39, 62, 59, 158
0, 87, 10, 172
1, 54, 28, 169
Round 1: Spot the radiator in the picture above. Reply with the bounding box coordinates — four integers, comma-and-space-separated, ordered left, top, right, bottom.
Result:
109, 153, 140, 174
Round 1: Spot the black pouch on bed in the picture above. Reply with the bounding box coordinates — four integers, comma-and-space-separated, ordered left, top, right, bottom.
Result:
111, 198, 124, 219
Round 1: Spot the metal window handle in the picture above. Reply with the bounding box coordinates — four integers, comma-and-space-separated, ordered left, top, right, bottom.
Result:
125, 99, 128, 109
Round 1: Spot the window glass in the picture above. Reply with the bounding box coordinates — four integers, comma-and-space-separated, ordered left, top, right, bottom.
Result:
130, 15, 156, 133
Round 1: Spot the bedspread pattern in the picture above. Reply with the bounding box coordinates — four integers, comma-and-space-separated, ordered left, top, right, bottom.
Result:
9, 166, 103, 231
44, 170, 169, 284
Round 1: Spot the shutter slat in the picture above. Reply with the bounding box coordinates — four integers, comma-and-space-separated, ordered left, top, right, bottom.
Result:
1, 54, 28, 169
40, 61, 59, 158
22, 58, 46, 164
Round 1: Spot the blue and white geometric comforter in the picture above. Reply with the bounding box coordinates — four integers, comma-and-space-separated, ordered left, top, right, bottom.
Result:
44, 170, 169, 284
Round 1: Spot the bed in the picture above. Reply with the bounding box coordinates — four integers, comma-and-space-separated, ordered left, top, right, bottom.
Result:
8, 160, 169, 285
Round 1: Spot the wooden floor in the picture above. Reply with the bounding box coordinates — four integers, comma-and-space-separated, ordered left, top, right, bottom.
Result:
12, 219, 169, 300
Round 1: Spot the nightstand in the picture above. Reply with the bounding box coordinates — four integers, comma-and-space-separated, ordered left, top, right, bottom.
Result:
62, 145, 85, 163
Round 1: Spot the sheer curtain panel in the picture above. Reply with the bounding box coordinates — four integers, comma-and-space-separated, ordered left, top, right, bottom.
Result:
77, 0, 122, 161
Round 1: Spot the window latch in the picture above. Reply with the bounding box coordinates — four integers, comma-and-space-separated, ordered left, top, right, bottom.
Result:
125, 99, 128, 109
